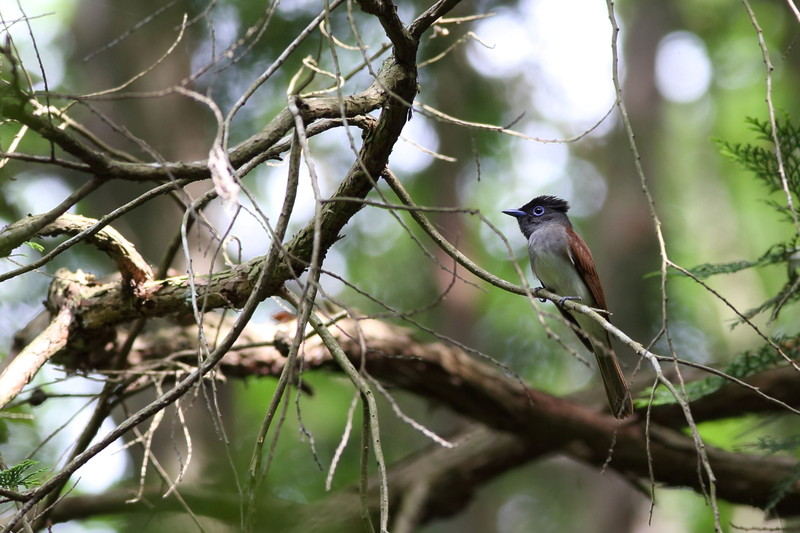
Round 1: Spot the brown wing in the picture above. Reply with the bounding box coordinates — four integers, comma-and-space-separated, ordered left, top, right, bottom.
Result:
565, 227, 633, 418
565, 226, 608, 311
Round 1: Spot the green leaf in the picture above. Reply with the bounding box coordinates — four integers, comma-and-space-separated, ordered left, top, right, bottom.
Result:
24, 241, 44, 252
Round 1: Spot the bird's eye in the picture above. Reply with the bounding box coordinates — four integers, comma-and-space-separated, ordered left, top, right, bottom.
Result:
532, 206, 545, 216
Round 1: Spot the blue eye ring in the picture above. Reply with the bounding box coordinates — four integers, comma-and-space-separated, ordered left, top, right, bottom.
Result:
532, 206, 545, 216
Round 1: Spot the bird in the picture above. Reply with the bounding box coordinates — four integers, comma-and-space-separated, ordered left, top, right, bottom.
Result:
503, 195, 633, 419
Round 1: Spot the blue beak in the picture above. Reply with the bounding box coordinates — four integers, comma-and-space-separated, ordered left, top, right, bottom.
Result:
502, 209, 526, 218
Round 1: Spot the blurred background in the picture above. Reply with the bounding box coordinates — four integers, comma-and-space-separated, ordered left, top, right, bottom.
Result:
2, 0, 800, 531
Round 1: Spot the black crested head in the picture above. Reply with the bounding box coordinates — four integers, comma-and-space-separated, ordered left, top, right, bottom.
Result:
502, 195, 572, 239
521, 195, 570, 214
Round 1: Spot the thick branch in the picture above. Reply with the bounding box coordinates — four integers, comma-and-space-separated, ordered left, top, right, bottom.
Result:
0, 89, 112, 173
306, 319, 800, 516
35, 316, 800, 526
0, 65, 391, 185
650, 362, 800, 427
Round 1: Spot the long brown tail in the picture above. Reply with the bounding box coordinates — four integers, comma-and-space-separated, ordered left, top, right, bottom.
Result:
594, 349, 633, 419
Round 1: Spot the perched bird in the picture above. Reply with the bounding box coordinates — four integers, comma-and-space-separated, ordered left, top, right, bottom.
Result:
503, 195, 633, 418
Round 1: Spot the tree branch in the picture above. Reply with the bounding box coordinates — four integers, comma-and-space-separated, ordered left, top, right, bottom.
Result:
283, 317, 800, 516
34, 316, 800, 530
356, 0, 416, 64
38, 214, 153, 286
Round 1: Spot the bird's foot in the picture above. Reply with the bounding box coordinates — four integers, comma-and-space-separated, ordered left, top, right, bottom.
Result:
534, 286, 548, 303
557, 295, 582, 306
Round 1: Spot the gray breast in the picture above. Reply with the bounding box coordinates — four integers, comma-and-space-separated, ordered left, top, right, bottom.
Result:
527, 224, 594, 305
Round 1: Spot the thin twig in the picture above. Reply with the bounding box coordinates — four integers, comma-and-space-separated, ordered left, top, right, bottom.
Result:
301, 303, 390, 533
368, 376, 456, 448
414, 100, 616, 144
742, 0, 800, 239
605, 0, 721, 530
325, 391, 360, 491
243, 133, 304, 529
224, 0, 346, 142
83, 14, 189, 98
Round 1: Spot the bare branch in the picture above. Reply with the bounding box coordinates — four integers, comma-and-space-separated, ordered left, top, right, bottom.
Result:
355, 0, 416, 64
0, 306, 72, 410
38, 214, 154, 286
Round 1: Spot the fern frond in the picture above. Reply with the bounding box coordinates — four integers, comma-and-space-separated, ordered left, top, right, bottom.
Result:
716, 116, 800, 204
0, 459, 47, 489
682, 241, 796, 280
642, 335, 798, 407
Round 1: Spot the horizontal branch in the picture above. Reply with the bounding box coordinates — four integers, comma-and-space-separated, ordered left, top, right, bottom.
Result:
277, 317, 800, 516
0, 60, 392, 185
36, 314, 800, 527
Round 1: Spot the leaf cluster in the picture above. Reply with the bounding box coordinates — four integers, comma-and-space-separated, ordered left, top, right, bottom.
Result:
717, 116, 800, 219
646, 334, 797, 406
751, 421, 800, 512
0, 459, 46, 490
681, 117, 800, 322
685, 241, 796, 280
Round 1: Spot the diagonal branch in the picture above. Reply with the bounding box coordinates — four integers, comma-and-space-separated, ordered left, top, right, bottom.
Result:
37, 214, 154, 286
